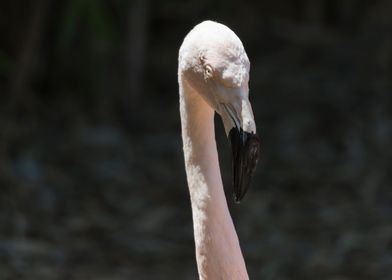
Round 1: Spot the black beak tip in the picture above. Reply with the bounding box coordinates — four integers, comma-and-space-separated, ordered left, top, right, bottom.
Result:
229, 127, 261, 203
234, 193, 244, 204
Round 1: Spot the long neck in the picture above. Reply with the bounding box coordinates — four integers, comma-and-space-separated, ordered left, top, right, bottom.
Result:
179, 79, 249, 280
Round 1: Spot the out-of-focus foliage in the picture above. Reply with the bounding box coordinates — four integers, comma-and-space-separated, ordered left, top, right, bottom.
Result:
0, 0, 391, 279
59, 0, 118, 49
0, 50, 13, 77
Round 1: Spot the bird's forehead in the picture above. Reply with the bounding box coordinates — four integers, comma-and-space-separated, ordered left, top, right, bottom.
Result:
195, 23, 248, 63
203, 43, 249, 86
205, 42, 247, 62
179, 21, 250, 86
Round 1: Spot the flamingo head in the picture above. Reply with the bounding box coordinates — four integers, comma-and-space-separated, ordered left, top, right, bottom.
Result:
179, 20, 260, 202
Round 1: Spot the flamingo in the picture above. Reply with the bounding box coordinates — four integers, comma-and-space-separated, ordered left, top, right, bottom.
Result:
178, 21, 260, 279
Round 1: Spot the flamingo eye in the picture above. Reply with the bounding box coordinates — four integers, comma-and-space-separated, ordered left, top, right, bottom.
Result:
204, 65, 214, 79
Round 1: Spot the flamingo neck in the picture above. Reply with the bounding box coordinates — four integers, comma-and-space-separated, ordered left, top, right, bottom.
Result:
179, 79, 249, 280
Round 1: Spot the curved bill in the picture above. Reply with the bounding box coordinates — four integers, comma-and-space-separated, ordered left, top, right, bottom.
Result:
228, 127, 260, 203
220, 101, 261, 203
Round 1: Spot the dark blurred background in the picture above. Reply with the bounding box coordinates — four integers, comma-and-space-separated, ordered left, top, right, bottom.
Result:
1, 0, 392, 279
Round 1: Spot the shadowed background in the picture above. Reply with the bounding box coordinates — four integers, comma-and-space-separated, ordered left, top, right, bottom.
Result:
1, 0, 392, 279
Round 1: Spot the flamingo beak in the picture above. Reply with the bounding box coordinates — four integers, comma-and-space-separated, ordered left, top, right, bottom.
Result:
220, 102, 261, 203
228, 127, 260, 203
